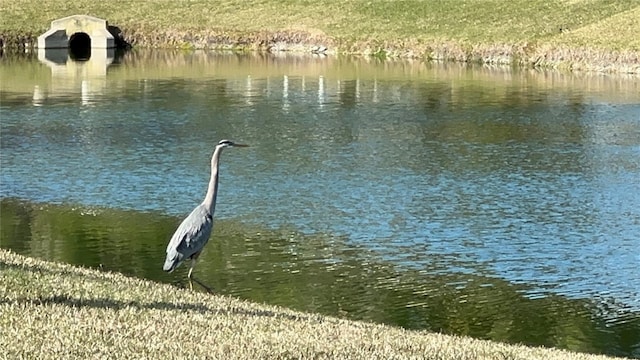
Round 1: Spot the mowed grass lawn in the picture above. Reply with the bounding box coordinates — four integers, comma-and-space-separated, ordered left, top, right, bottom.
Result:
0, 249, 631, 360
1, 0, 639, 51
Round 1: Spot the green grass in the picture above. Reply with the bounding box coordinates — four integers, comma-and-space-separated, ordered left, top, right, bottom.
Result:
0, 0, 639, 72
0, 249, 631, 359
1, 0, 638, 48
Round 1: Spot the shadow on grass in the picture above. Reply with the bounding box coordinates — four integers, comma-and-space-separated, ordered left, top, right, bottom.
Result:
0, 294, 312, 322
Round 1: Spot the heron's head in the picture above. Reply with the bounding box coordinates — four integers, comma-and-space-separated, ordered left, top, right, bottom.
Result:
217, 139, 249, 148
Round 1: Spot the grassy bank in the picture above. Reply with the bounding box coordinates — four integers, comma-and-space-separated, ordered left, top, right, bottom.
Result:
0, 249, 631, 360
0, 0, 639, 73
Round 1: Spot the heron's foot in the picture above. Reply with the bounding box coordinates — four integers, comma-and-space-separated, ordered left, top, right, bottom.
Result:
188, 276, 214, 294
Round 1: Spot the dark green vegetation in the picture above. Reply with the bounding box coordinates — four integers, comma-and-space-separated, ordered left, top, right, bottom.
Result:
2, 198, 638, 358
0, 0, 639, 72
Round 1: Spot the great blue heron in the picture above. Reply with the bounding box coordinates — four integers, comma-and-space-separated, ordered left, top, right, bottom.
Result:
163, 139, 249, 292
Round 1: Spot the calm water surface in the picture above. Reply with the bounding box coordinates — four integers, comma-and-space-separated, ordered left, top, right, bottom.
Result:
1, 51, 639, 357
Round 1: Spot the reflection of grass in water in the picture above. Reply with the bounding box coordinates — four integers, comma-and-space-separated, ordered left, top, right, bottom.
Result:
213, 228, 639, 357
2, 51, 639, 110
1, 197, 638, 357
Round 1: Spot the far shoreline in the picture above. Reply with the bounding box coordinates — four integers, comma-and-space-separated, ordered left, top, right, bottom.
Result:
2, 28, 639, 75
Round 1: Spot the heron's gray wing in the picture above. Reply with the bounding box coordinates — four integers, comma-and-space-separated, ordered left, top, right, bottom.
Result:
164, 205, 214, 270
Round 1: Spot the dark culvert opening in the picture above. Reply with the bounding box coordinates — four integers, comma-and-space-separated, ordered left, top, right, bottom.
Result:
68, 32, 91, 61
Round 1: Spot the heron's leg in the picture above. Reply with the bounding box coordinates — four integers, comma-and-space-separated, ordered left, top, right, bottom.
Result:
187, 256, 198, 291
187, 258, 196, 280
187, 251, 202, 281
187, 255, 214, 294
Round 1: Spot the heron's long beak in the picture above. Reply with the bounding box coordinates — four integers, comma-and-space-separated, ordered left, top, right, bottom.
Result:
233, 143, 250, 147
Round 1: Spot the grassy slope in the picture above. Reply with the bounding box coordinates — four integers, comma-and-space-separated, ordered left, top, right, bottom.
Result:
0, 249, 631, 360
0, 0, 639, 71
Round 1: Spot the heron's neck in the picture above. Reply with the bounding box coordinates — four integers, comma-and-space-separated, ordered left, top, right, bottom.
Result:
202, 147, 222, 214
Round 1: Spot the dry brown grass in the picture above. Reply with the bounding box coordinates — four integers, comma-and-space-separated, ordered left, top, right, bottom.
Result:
0, 249, 631, 360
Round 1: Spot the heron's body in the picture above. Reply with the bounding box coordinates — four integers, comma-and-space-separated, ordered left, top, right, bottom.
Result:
162, 139, 248, 291
163, 204, 213, 272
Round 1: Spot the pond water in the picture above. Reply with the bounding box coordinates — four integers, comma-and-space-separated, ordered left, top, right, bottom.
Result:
1, 50, 639, 357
